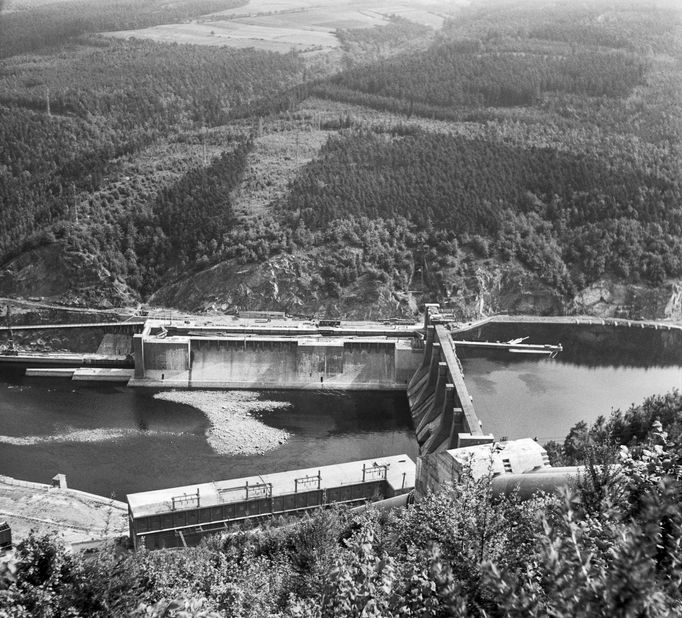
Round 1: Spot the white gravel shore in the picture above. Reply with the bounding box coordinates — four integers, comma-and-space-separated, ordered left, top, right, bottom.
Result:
0, 428, 144, 445
154, 390, 291, 455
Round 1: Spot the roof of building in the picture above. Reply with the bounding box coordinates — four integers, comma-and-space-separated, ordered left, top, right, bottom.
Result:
445, 438, 550, 480
127, 454, 415, 519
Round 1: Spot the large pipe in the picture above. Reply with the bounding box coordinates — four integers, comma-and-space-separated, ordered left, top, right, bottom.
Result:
491, 467, 587, 499
350, 493, 411, 513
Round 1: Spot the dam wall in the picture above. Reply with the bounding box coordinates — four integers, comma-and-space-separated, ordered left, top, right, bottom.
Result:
191, 339, 299, 384
96, 333, 134, 356
130, 334, 423, 390
408, 305, 493, 455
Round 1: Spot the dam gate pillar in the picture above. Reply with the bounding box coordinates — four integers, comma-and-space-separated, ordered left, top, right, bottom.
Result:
407, 305, 493, 455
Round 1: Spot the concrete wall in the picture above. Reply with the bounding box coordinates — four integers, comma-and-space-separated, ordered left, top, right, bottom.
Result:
395, 346, 423, 385
131, 336, 423, 390
142, 339, 190, 382
297, 343, 344, 382
96, 333, 133, 356
342, 341, 395, 385
190, 339, 298, 385
132, 334, 144, 379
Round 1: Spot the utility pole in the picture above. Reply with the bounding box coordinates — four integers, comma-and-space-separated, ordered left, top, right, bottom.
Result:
71, 184, 78, 224
3, 306, 16, 355
45, 87, 51, 117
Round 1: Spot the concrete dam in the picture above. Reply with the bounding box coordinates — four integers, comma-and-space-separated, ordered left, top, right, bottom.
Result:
3, 307, 627, 550
130, 325, 423, 390
3, 305, 563, 456
127, 306, 560, 456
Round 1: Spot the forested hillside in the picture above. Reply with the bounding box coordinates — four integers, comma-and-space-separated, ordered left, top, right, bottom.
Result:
284, 129, 681, 293
0, 0, 680, 318
317, 46, 648, 112
0, 0, 247, 58
0, 36, 303, 303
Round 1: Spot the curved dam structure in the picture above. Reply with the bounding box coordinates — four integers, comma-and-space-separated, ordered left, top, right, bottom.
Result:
407, 319, 493, 453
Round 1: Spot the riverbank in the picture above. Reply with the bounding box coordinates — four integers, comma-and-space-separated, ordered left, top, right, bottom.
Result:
154, 390, 291, 455
0, 475, 127, 547
452, 314, 682, 337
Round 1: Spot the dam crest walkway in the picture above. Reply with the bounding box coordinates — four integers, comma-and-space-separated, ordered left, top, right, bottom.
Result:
407, 305, 493, 455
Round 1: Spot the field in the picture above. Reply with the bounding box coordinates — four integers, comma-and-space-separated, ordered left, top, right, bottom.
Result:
106, 20, 341, 53
3, 0, 76, 10
104, 0, 465, 53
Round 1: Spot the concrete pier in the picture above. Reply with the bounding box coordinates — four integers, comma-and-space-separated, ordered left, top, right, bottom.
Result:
0, 352, 132, 369
72, 368, 135, 383
25, 368, 76, 378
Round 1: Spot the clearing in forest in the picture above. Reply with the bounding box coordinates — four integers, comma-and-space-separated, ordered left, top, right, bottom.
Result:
232, 121, 330, 220
103, 0, 464, 53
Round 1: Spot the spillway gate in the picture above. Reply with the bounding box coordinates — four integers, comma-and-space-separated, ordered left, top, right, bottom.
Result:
407, 304, 493, 455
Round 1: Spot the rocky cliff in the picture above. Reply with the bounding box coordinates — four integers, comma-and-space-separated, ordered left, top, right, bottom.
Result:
2, 240, 680, 323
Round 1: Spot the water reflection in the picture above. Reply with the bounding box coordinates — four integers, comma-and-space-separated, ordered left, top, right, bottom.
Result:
461, 323, 682, 368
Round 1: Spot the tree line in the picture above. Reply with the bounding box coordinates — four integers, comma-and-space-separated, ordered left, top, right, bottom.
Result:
441, 0, 680, 54
313, 44, 647, 115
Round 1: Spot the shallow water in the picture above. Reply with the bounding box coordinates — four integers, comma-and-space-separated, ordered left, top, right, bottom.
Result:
0, 373, 415, 498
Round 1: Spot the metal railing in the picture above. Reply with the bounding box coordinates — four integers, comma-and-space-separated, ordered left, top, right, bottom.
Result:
295, 471, 321, 493
362, 463, 388, 482
171, 489, 200, 511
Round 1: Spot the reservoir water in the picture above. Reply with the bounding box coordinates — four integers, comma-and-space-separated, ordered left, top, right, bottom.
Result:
460, 322, 682, 442
0, 322, 680, 497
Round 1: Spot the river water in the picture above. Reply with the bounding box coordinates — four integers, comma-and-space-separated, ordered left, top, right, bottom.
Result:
0, 375, 415, 499
0, 323, 680, 497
